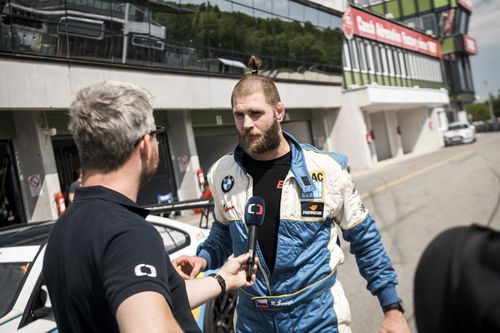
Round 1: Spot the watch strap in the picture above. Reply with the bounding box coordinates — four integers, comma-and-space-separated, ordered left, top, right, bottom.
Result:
208, 273, 226, 294
382, 301, 405, 313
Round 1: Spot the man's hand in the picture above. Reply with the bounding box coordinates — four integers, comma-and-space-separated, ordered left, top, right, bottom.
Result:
379, 310, 411, 333
172, 255, 207, 279
218, 253, 258, 290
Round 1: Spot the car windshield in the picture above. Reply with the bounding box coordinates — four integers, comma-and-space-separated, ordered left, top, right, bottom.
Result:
448, 124, 469, 130
0, 262, 29, 318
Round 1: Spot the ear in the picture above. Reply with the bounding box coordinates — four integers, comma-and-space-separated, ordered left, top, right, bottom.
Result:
139, 134, 152, 161
275, 102, 286, 123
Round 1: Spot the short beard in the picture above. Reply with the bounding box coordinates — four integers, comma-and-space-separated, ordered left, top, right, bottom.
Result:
139, 147, 159, 187
238, 117, 281, 156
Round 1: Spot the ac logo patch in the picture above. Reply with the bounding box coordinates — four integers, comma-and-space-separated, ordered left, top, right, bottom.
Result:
301, 202, 324, 217
301, 171, 325, 199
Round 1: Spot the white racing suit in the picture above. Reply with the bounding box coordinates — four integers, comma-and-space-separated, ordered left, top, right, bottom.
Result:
198, 132, 400, 333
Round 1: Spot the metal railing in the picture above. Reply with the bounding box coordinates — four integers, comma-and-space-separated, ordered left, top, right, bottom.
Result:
144, 198, 214, 229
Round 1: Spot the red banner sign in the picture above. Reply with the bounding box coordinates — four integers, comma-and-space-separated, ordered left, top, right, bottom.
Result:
463, 35, 477, 54
342, 6, 441, 58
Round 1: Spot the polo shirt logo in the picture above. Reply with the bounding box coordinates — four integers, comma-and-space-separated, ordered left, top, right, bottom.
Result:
134, 264, 157, 278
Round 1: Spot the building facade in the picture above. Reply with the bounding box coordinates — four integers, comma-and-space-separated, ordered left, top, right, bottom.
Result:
1, 0, 452, 225
351, 0, 477, 118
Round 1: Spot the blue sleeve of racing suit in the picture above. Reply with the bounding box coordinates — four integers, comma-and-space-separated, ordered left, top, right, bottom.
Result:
342, 214, 401, 307
196, 220, 233, 270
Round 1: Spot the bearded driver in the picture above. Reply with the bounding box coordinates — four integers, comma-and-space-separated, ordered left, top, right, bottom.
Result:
173, 57, 410, 333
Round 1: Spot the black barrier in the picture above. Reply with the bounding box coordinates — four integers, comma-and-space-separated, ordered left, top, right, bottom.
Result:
144, 199, 214, 229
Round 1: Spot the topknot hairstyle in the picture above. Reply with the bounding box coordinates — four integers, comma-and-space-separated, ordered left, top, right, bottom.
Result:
231, 55, 281, 107
248, 55, 262, 75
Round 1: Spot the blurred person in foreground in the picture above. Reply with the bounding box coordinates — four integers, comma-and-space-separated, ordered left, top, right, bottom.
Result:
173, 57, 410, 333
43, 81, 256, 333
414, 224, 500, 333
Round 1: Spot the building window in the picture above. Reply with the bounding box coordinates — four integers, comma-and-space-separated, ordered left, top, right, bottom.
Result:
343, 41, 351, 70
350, 39, 360, 71
387, 48, 395, 76
398, 50, 406, 78
373, 43, 382, 74
380, 46, 388, 75
357, 39, 368, 72
365, 41, 375, 73
421, 13, 438, 36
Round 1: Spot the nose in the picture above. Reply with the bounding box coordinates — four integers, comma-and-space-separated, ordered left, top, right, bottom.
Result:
242, 114, 254, 131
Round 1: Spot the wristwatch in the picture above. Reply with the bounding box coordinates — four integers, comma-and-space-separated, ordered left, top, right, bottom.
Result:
382, 301, 405, 314
208, 273, 226, 294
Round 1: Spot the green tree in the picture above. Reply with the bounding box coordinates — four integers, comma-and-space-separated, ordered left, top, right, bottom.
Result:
465, 103, 491, 122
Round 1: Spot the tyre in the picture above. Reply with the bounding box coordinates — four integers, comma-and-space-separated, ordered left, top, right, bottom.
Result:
203, 289, 238, 333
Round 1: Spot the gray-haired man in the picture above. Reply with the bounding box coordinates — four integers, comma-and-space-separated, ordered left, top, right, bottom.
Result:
44, 81, 256, 333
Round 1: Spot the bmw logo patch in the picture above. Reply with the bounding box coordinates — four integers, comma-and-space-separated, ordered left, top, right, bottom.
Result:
221, 175, 234, 193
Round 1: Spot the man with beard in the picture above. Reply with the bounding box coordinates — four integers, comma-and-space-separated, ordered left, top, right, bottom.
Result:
43, 81, 257, 333
172, 57, 410, 333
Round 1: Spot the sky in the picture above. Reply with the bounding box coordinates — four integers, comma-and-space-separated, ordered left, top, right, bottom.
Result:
469, 0, 500, 101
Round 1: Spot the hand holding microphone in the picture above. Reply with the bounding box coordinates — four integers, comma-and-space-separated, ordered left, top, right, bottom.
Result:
244, 196, 265, 281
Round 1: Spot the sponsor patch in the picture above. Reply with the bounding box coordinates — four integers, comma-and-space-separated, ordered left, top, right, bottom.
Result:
221, 175, 234, 193
255, 299, 269, 309
301, 171, 325, 199
301, 202, 324, 218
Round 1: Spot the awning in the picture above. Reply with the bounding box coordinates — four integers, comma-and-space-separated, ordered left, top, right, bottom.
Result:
218, 58, 247, 69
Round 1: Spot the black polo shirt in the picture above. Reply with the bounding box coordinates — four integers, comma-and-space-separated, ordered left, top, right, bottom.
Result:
43, 186, 200, 333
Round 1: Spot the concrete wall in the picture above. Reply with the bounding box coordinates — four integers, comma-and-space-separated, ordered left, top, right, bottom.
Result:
397, 108, 443, 154
166, 110, 202, 201
385, 111, 403, 158
331, 96, 372, 170
12, 111, 61, 222
196, 133, 237, 172
370, 112, 392, 161
0, 59, 342, 110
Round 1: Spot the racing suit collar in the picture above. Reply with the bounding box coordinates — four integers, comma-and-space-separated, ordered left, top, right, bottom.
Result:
233, 131, 316, 194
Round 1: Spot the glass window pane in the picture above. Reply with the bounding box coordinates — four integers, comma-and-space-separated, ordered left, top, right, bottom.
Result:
399, 51, 406, 77
351, 39, 360, 70
367, 42, 375, 73
318, 11, 330, 29
289, 1, 304, 22
304, 6, 318, 26
272, 0, 288, 18
381, 47, 388, 75
343, 41, 351, 69
387, 48, 395, 75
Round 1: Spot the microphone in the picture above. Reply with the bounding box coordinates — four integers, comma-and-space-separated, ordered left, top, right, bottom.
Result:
244, 196, 265, 281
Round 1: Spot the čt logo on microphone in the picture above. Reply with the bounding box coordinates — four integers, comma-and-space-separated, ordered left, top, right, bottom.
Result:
247, 203, 264, 215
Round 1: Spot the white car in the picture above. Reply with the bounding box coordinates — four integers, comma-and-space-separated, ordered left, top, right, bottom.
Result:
444, 121, 476, 146
0, 216, 236, 333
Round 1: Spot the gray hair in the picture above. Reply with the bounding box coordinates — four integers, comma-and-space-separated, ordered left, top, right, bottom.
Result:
68, 81, 155, 173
